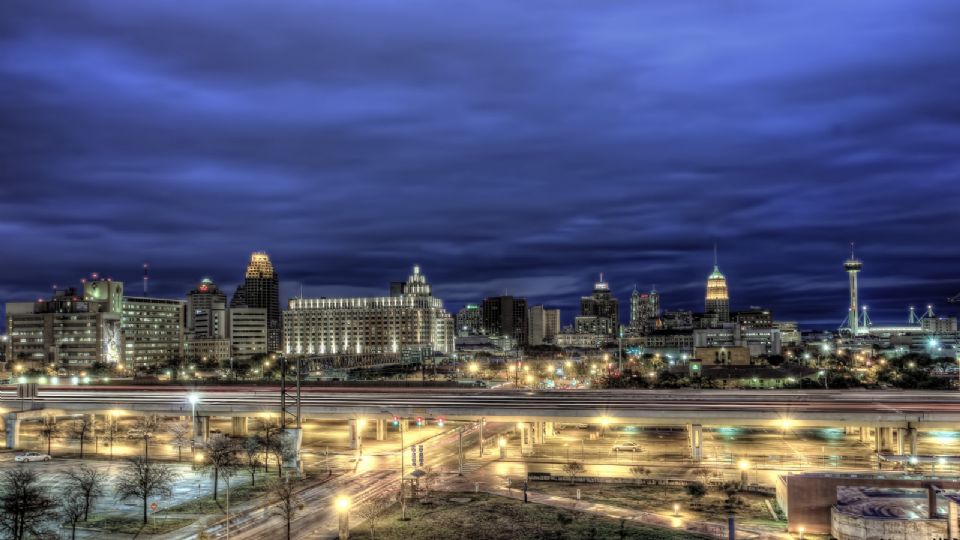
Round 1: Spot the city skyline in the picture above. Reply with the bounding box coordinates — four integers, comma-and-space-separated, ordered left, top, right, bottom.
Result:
2, 2, 959, 327
2, 247, 956, 329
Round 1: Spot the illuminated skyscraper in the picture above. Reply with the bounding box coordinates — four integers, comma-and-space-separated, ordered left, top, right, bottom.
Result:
186, 278, 227, 338
232, 252, 281, 352
705, 249, 730, 323
579, 274, 619, 335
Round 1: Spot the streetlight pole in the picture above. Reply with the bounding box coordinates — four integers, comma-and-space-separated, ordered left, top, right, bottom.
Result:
336, 496, 351, 540
399, 418, 407, 520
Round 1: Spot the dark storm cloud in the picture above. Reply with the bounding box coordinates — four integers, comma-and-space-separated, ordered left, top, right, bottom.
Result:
1, 0, 959, 326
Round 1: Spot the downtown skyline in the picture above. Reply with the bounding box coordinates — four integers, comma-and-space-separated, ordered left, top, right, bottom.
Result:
2, 1, 959, 326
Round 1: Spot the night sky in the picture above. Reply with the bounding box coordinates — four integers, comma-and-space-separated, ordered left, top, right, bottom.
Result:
2, 1, 959, 328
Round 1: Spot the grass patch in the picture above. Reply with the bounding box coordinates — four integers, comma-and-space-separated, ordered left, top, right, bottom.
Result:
531, 482, 780, 529
349, 492, 707, 540
83, 514, 193, 534
161, 475, 273, 514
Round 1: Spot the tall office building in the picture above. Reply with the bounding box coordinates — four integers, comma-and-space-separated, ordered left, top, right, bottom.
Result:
579, 274, 619, 335
121, 296, 185, 370
284, 265, 454, 357
186, 278, 227, 337
231, 252, 281, 352
228, 308, 269, 361
481, 296, 528, 346
705, 251, 730, 323
5, 287, 121, 368
629, 285, 660, 331
456, 304, 482, 337
528, 305, 560, 346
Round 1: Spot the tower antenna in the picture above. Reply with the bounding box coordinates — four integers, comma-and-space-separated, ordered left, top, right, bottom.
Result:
713, 243, 718, 268
143, 263, 149, 294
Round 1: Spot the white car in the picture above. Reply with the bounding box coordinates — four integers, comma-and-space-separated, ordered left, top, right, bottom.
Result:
15, 452, 51, 462
612, 442, 641, 453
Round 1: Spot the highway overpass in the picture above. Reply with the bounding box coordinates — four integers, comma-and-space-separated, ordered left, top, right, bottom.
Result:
3, 386, 958, 456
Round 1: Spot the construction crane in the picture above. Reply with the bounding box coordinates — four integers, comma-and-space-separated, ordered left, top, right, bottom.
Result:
949, 292, 960, 304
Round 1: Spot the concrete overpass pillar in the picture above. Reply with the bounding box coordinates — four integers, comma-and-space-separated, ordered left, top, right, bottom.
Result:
908, 427, 918, 456
545, 422, 555, 437
348, 420, 359, 450
859, 426, 868, 443
195, 416, 210, 443
231, 417, 248, 437
896, 428, 906, 456
533, 422, 544, 444
376, 419, 386, 441
875, 428, 883, 454
4, 413, 21, 449
519, 423, 532, 455
690, 424, 703, 461
884, 427, 895, 452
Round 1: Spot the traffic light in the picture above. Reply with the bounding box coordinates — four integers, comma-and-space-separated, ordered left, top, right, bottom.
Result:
416, 417, 423, 427
437, 417, 445, 427
392, 416, 400, 427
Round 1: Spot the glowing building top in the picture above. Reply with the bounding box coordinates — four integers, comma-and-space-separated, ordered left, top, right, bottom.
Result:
705, 247, 730, 322
245, 252, 276, 279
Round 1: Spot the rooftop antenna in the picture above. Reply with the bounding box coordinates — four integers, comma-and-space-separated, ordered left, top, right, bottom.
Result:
908, 306, 920, 324
143, 263, 149, 294
713, 243, 718, 267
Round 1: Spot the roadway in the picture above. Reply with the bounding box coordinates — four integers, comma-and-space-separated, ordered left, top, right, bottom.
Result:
5, 386, 960, 427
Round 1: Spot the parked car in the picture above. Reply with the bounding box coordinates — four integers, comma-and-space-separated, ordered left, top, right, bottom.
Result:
611, 442, 641, 452
15, 452, 51, 462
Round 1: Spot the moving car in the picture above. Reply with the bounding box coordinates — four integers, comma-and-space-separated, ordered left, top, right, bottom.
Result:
15, 452, 51, 462
611, 442, 641, 452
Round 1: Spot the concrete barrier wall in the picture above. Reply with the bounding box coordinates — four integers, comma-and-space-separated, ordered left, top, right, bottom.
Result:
831, 507, 947, 540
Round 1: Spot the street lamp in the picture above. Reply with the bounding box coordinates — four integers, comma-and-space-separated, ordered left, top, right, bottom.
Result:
498, 436, 506, 459
335, 496, 351, 540
673, 503, 680, 517
738, 459, 750, 488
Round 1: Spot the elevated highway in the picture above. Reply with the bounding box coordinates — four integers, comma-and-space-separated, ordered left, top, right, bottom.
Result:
2, 386, 958, 428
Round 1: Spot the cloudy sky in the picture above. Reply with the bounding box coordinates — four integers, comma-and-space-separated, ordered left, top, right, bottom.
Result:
1, 1, 958, 327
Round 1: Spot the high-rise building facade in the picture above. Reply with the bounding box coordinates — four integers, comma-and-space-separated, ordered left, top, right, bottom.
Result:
456, 304, 482, 337
228, 308, 269, 361
481, 296, 528, 346
579, 274, 619, 335
705, 262, 730, 323
121, 296, 185, 369
186, 278, 228, 337
528, 305, 560, 346
231, 252, 281, 352
629, 286, 660, 332
284, 266, 454, 357
5, 287, 121, 368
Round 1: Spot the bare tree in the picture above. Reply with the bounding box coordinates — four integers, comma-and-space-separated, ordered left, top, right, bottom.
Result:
242, 436, 263, 486
562, 461, 586, 485
689, 467, 710, 485
63, 464, 107, 520
168, 420, 192, 462
38, 415, 60, 456
130, 415, 163, 461
201, 434, 241, 501
115, 456, 180, 524
264, 429, 285, 476
0, 467, 57, 540
60, 495, 86, 540
629, 465, 651, 485
267, 476, 303, 540
356, 495, 393, 539
104, 413, 121, 460
68, 415, 96, 458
